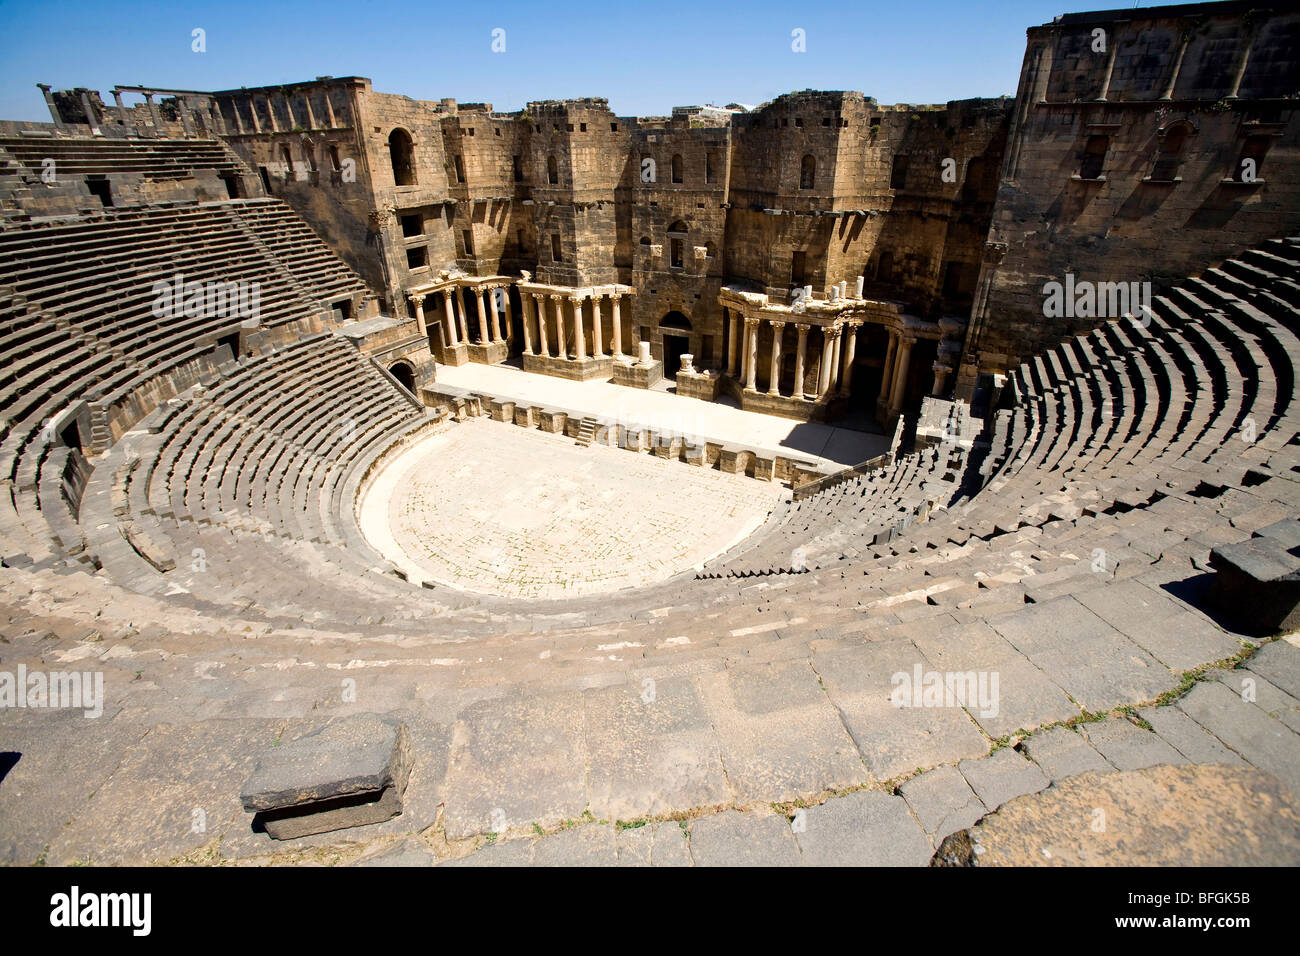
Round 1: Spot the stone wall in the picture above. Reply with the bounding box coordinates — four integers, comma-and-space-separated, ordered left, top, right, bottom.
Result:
959, 1, 1300, 390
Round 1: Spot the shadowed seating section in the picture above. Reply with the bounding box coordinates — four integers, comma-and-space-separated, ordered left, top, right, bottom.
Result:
0, 196, 369, 570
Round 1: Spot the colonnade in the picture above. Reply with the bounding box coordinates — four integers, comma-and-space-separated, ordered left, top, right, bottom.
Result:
520, 291, 628, 361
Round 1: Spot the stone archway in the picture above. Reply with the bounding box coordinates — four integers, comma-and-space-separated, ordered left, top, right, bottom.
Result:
389, 361, 416, 394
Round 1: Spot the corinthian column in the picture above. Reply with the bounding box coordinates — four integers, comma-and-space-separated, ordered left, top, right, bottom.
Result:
768, 320, 785, 396
744, 316, 759, 391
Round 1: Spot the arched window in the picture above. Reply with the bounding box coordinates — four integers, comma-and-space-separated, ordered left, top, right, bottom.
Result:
800, 154, 816, 190
547, 154, 559, 185
1080, 135, 1109, 180
1150, 123, 1191, 182
671, 154, 683, 184
388, 129, 416, 186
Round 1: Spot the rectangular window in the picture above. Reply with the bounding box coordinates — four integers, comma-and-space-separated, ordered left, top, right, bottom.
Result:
551, 233, 562, 262
890, 154, 908, 190
462, 230, 474, 256
406, 246, 428, 270
512, 155, 524, 182
791, 251, 807, 286
400, 213, 423, 237
454, 155, 465, 183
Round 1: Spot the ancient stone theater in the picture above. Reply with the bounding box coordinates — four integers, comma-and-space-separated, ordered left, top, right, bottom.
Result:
2, 0, 1300, 866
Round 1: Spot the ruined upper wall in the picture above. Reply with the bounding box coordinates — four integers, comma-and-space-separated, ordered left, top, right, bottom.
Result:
961, 1, 1300, 383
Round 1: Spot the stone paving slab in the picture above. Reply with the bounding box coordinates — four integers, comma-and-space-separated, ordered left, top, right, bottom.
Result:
899, 765, 988, 844
988, 597, 1178, 712
1204, 664, 1300, 733
696, 658, 865, 804
614, 821, 693, 867
1244, 638, 1300, 700
352, 834, 437, 867
1177, 679, 1300, 798
688, 812, 801, 866
582, 675, 730, 821
1136, 705, 1246, 766
1019, 726, 1112, 783
935, 765, 1300, 866
904, 618, 1080, 738
442, 690, 588, 840
1079, 715, 1187, 770
958, 747, 1049, 811
794, 789, 932, 866
812, 641, 989, 781
48, 718, 277, 865
530, 822, 619, 866
1074, 579, 1242, 672
0, 715, 152, 865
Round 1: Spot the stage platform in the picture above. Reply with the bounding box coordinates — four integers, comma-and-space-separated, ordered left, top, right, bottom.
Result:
431, 362, 888, 470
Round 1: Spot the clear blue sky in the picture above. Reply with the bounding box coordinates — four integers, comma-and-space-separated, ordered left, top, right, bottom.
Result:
0, 0, 1175, 121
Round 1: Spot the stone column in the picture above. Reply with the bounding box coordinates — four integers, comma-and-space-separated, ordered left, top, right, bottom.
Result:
878, 331, 898, 406
818, 327, 836, 397
888, 336, 915, 413
410, 294, 426, 337
552, 295, 567, 357
611, 295, 624, 357
1160, 31, 1191, 100
441, 291, 457, 345
727, 311, 741, 377
486, 287, 502, 342
457, 293, 470, 344
1095, 29, 1119, 101
534, 294, 549, 356
323, 89, 337, 128
744, 316, 759, 391
767, 320, 785, 396
571, 297, 587, 361
503, 291, 514, 344
590, 296, 605, 358
1226, 23, 1257, 100
794, 323, 810, 399
145, 93, 163, 133
475, 288, 490, 344
521, 294, 534, 355
111, 90, 129, 128
838, 323, 859, 396
248, 95, 262, 134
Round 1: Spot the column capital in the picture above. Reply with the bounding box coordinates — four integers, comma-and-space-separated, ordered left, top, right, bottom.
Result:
409, 293, 424, 306
769, 318, 786, 330
743, 314, 760, 329
794, 322, 810, 332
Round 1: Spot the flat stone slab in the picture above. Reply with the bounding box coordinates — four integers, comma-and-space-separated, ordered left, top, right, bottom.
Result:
582, 676, 730, 821
934, 764, 1300, 866
794, 790, 933, 866
696, 658, 866, 804
900, 765, 988, 843
959, 747, 1049, 810
812, 641, 988, 782
1080, 716, 1187, 771
442, 689, 588, 840
688, 812, 802, 866
240, 714, 412, 840
1074, 579, 1241, 672
614, 821, 693, 867
1019, 726, 1112, 783
988, 597, 1177, 712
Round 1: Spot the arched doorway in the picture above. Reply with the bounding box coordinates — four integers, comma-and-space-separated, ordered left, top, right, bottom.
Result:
659, 311, 692, 379
388, 129, 417, 186
390, 361, 416, 394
